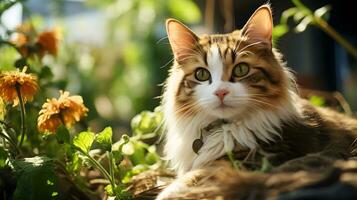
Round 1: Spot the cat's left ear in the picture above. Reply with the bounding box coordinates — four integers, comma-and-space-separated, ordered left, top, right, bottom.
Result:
241, 5, 273, 49
166, 19, 200, 63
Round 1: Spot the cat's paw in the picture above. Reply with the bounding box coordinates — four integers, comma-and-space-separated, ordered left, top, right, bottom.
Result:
156, 181, 188, 200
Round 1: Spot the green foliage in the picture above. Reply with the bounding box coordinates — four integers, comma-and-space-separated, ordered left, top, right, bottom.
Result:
73, 131, 95, 153
0, 98, 5, 120
55, 125, 70, 144
96, 127, 113, 152
0, 148, 8, 168
68, 125, 161, 198
168, 0, 201, 24
9, 156, 60, 200
105, 185, 132, 200
273, 0, 331, 41
131, 106, 163, 139
260, 157, 272, 173
66, 152, 82, 174
0, 0, 192, 198
309, 95, 326, 107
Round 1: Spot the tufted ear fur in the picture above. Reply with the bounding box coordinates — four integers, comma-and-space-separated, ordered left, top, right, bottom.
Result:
166, 19, 200, 62
241, 5, 273, 49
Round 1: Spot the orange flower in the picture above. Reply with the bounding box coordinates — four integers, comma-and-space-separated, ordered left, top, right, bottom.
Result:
11, 24, 60, 59
36, 29, 59, 58
0, 67, 39, 106
12, 23, 36, 57
38, 91, 89, 133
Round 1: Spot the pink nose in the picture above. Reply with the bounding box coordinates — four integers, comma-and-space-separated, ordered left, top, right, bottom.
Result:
215, 89, 229, 100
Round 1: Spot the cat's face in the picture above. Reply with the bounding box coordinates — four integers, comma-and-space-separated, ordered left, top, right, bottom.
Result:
165, 6, 292, 120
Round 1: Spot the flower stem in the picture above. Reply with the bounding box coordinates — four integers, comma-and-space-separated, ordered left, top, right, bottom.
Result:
314, 18, 357, 58
226, 151, 240, 170
291, 0, 357, 58
15, 83, 26, 149
82, 151, 116, 189
107, 151, 115, 184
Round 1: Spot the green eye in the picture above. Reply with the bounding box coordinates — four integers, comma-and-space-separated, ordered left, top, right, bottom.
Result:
195, 68, 211, 81
233, 62, 250, 77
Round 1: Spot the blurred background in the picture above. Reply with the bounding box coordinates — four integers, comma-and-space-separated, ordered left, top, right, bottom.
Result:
1, 0, 356, 136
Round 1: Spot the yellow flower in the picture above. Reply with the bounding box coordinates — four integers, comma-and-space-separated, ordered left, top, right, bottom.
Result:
38, 91, 89, 133
0, 67, 39, 106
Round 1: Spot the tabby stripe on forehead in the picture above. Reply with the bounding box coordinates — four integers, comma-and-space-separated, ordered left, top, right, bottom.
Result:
231, 49, 236, 63
203, 52, 208, 66
222, 47, 229, 60
254, 67, 278, 84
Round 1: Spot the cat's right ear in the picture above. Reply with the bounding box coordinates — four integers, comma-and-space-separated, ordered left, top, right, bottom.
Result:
166, 19, 199, 62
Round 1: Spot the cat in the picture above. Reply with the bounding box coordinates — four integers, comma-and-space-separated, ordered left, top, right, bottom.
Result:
158, 4, 357, 199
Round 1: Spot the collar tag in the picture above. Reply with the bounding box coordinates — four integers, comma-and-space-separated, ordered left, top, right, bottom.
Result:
192, 119, 230, 154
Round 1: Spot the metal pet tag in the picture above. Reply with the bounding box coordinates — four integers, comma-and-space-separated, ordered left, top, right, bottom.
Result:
192, 138, 203, 154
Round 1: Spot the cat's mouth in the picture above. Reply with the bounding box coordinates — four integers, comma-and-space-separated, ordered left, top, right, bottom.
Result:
216, 103, 233, 109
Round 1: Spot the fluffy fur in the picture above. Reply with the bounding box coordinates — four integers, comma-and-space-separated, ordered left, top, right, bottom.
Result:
158, 4, 357, 200
162, 5, 299, 175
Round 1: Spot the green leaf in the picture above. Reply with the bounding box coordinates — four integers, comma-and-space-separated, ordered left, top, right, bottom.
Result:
131, 109, 163, 136
39, 66, 54, 80
168, 0, 201, 24
0, 98, 5, 120
66, 152, 82, 173
9, 156, 60, 200
127, 141, 147, 165
260, 157, 272, 172
96, 127, 112, 151
105, 184, 132, 199
73, 131, 95, 153
122, 164, 149, 183
112, 150, 123, 165
14, 58, 27, 69
273, 24, 289, 41
145, 152, 159, 165
0, 147, 8, 168
56, 125, 70, 144
9, 156, 52, 172
105, 184, 115, 196
309, 95, 325, 107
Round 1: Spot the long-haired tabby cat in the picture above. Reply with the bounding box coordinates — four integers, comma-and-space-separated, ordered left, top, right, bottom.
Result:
159, 4, 357, 199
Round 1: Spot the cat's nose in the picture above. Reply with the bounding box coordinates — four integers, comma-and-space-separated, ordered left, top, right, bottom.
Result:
214, 89, 229, 100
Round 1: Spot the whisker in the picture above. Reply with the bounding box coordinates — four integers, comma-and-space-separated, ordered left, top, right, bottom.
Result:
236, 41, 262, 55
161, 58, 174, 69
156, 36, 168, 44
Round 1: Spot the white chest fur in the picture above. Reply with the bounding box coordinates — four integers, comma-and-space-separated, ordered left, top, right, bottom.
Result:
163, 103, 297, 175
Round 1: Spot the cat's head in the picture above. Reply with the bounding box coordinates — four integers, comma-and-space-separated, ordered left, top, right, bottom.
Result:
165, 5, 295, 121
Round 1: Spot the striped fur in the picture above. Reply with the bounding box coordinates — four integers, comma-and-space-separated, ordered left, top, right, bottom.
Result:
158, 4, 357, 200
162, 5, 299, 175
